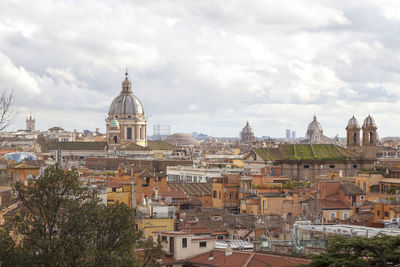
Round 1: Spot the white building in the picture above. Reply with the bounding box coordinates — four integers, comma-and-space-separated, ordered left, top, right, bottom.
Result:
154, 231, 216, 261
166, 166, 243, 183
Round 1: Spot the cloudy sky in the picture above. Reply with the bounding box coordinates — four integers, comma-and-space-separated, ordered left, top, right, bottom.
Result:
1, 0, 400, 138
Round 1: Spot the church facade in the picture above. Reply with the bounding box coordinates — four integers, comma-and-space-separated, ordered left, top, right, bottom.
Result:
106, 72, 147, 149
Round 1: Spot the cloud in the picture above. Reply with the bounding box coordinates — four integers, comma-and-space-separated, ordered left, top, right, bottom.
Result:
0, 0, 398, 138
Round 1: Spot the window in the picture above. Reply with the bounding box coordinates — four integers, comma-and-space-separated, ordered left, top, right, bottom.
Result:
263, 200, 266, 210
384, 211, 389, 218
219, 191, 221, 199
161, 236, 167, 242
363, 182, 367, 192
213, 190, 217, 198
127, 127, 132, 140
236, 192, 239, 199
199, 241, 207, 247
304, 165, 310, 169
360, 195, 365, 200
329, 165, 335, 169
343, 213, 348, 220
182, 238, 187, 248
353, 164, 358, 169
230, 192, 233, 199
330, 213, 335, 220
112, 187, 116, 192
352, 132, 357, 144
377, 210, 381, 217
140, 127, 143, 139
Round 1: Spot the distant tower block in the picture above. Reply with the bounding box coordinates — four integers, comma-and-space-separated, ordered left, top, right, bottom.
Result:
292, 131, 296, 139
26, 115, 35, 132
286, 129, 291, 139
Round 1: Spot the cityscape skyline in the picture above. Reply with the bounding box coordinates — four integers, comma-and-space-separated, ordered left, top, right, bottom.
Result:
1, 1, 400, 137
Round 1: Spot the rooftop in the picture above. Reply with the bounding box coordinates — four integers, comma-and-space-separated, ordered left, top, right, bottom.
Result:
252, 144, 360, 161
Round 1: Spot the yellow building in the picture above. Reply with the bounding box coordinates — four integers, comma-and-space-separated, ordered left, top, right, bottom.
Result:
107, 183, 132, 207
136, 217, 174, 239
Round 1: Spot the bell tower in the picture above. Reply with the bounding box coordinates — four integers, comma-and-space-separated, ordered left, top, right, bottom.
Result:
346, 116, 361, 153
26, 115, 35, 132
361, 115, 377, 159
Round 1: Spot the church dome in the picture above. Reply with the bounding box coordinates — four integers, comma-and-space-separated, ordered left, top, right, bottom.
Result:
110, 119, 119, 128
241, 121, 254, 135
108, 72, 144, 118
347, 116, 359, 128
164, 133, 200, 146
307, 115, 323, 134
363, 115, 376, 128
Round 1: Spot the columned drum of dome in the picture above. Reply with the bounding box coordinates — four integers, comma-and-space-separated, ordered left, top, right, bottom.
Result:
106, 72, 147, 148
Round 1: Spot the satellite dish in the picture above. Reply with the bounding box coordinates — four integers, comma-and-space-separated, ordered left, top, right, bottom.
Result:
165, 197, 172, 205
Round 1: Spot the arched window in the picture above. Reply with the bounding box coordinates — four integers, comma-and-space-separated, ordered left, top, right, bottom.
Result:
369, 132, 373, 143
230, 192, 233, 199
113, 135, 118, 144
353, 132, 357, 144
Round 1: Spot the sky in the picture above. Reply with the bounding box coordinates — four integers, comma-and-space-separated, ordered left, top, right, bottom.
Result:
1, 0, 400, 138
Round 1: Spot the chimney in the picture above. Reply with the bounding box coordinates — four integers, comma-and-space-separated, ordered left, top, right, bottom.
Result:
225, 244, 233, 256
208, 251, 214, 261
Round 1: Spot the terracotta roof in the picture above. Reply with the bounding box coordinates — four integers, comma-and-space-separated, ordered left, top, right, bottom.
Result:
188, 250, 310, 267
8, 162, 40, 169
168, 181, 212, 196
181, 209, 230, 234
339, 180, 365, 195
319, 200, 351, 210
160, 189, 188, 200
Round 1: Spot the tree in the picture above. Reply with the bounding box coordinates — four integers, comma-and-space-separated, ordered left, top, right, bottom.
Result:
0, 90, 14, 131
305, 234, 400, 267
0, 166, 162, 267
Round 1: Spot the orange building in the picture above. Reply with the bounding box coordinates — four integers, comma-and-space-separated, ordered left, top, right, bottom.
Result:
373, 200, 400, 222
212, 174, 240, 211
8, 163, 40, 183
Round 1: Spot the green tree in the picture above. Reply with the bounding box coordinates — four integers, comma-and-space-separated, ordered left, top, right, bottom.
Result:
306, 234, 400, 267
0, 166, 161, 267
